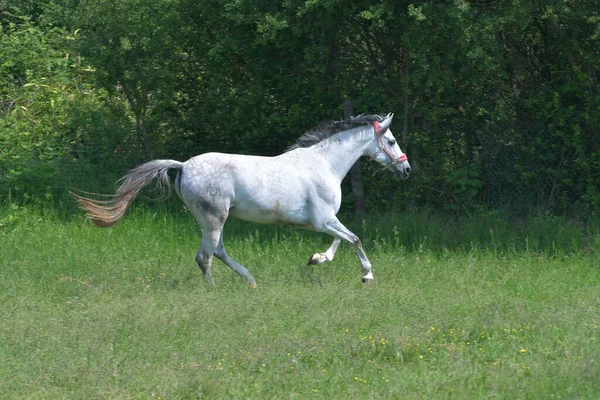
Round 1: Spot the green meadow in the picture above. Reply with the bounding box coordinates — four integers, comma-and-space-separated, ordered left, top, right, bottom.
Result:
1, 206, 599, 399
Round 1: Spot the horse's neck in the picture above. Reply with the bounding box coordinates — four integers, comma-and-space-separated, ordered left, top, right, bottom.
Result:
313, 129, 372, 182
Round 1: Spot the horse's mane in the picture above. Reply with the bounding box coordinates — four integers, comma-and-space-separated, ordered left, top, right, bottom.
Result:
286, 114, 386, 152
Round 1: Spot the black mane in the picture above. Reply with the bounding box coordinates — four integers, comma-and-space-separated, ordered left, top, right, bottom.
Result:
286, 114, 386, 152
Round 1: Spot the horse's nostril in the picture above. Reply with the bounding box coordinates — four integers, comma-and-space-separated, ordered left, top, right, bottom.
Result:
405, 167, 412, 175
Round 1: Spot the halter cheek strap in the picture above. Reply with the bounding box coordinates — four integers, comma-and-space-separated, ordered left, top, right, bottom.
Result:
368, 122, 408, 174
374, 121, 382, 133
368, 121, 386, 161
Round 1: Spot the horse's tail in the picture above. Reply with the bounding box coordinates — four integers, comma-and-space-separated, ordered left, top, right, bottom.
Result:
70, 159, 185, 228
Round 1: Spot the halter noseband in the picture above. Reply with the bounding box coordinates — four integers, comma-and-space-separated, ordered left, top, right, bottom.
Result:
368, 121, 407, 174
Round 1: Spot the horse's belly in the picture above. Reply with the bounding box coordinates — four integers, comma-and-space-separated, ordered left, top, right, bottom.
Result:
229, 202, 310, 227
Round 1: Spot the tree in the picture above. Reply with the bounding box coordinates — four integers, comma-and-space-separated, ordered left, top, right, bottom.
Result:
51, 0, 182, 161
0, 14, 74, 201
4, 0, 599, 214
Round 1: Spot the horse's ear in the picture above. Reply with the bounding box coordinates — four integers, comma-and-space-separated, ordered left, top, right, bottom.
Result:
378, 113, 394, 131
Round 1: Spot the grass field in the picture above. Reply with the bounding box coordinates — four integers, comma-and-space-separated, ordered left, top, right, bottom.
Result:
1, 205, 599, 399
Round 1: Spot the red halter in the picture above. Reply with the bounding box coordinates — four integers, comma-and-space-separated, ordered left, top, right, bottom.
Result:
369, 120, 408, 174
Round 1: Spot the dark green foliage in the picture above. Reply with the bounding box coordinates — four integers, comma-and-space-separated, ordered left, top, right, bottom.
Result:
1, 0, 599, 217
0, 15, 74, 203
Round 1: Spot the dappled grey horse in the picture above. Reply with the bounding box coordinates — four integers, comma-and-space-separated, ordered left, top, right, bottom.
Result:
73, 114, 411, 287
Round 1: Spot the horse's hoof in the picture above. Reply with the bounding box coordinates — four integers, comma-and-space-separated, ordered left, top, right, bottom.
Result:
361, 272, 374, 283
307, 254, 320, 265
249, 282, 257, 289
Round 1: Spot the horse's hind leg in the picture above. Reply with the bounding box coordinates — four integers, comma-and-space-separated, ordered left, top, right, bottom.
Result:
187, 196, 230, 285
214, 233, 257, 288
196, 228, 220, 285
307, 238, 341, 265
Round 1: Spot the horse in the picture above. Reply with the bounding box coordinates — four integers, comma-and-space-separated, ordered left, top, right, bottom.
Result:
71, 113, 411, 287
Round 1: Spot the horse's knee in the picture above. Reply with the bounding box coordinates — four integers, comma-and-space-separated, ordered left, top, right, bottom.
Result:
350, 234, 362, 247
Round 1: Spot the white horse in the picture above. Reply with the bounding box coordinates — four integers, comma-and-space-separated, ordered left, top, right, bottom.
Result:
72, 113, 411, 287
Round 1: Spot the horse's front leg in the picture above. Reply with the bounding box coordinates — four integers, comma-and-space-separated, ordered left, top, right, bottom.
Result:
307, 238, 341, 265
316, 218, 374, 283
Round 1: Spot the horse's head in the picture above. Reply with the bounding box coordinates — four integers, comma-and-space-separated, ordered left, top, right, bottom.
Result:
368, 114, 412, 179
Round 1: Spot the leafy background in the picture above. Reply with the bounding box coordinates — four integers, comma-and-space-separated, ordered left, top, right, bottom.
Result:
1, 0, 599, 216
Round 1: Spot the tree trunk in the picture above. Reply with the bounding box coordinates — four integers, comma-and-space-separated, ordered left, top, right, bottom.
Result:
344, 99, 367, 220
123, 83, 154, 161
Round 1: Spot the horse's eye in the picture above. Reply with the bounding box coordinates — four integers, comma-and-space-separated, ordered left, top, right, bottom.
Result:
388, 139, 396, 145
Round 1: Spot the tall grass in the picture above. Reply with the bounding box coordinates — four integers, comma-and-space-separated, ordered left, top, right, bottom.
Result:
1, 206, 599, 398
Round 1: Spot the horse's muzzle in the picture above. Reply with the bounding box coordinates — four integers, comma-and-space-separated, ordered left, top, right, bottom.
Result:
395, 162, 412, 179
